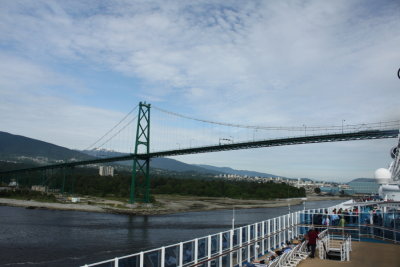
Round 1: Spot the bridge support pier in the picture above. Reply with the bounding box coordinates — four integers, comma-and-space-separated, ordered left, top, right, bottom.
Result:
130, 102, 151, 204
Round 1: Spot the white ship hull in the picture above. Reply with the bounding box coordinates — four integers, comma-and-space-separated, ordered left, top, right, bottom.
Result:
379, 184, 400, 201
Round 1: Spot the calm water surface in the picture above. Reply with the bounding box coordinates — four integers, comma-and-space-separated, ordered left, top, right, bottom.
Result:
0, 199, 345, 266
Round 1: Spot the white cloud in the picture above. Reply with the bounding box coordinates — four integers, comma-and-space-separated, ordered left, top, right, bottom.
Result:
0, 0, 399, 179
0, 54, 126, 149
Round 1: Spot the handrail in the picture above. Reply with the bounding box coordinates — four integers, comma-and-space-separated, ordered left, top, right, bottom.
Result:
83, 200, 398, 267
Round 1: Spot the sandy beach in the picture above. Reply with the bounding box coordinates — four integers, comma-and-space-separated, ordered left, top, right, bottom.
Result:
0, 194, 345, 215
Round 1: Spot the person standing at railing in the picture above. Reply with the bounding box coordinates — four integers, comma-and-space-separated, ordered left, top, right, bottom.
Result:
332, 210, 339, 226
368, 209, 375, 235
322, 213, 330, 230
307, 227, 319, 258
347, 209, 353, 224
353, 207, 359, 224
339, 216, 346, 236
339, 216, 346, 227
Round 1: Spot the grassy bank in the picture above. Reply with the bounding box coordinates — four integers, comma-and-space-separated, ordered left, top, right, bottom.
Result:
0, 189, 58, 203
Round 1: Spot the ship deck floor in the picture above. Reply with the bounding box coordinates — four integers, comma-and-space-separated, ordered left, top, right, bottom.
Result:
297, 241, 400, 267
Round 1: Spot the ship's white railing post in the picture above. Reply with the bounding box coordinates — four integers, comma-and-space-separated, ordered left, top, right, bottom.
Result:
286, 214, 289, 242
283, 215, 286, 244
287, 214, 290, 240
274, 218, 277, 249
267, 220, 271, 251
207, 236, 211, 267
161, 247, 165, 267
255, 223, 258, 259
297, 211, 304, 238
194, 238, 198, 264
261, 221, 265, 254
229, 230, 234, 267
292, 213, 296, 239
340, 242, 344, 261
294, 212, 298, 237
277, 216, 280, 247
278, 216, 282, 247
239, 227, 243, 266
282, 216, 285, 245
318, 238, 323, 259
114, 257, 119, 267
274, 218, 279, 249
382, 211, 385, 240
282, 215, 285, 243
272, 218, 275, 249
286, 214, 289, 241
349, 235, 352, 251
179, 242, 183, 267
289, 213, 293, 240
247, 225, 251, 262
300, 210, 303, 236
358, 205, 361, 241
393, 212, 396, 243
219, 232, 223, 267
139, 252, 144, 267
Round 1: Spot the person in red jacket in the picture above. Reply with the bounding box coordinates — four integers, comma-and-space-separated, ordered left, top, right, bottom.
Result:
307, 226, 319, 258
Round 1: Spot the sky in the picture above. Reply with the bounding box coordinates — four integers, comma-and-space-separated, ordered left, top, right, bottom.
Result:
0, 0, 399, 182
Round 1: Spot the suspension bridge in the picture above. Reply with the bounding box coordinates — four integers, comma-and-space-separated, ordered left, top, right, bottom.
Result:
1, 102, 399, 203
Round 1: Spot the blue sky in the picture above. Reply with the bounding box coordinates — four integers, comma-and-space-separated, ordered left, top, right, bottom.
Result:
0, 0, 399, 182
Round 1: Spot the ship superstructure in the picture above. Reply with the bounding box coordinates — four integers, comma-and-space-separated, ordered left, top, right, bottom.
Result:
375, 134, 400, 201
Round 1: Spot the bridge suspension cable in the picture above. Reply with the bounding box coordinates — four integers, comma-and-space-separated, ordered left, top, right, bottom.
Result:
152, 105, 400, 132
149, 105, 400, 152
93, 115, 138, 150
84, 104, 139, 153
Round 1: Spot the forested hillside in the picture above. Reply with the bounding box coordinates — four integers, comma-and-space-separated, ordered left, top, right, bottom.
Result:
60, 170, 305, 200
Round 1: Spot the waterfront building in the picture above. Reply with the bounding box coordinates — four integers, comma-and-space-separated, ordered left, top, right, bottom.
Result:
31, 185, 48, 192
8, 179, 18, 187
99, 166, 114, 177
319, 186, 340, 195
347, 178, 380, 194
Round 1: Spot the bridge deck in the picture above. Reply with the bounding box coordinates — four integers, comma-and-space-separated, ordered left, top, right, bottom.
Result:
1, 129, 398, 175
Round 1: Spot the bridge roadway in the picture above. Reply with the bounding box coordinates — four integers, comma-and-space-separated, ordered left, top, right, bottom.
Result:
1, 129, 399, 175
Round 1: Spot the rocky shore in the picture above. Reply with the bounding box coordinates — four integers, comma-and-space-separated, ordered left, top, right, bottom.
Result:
0, 194, 346, 215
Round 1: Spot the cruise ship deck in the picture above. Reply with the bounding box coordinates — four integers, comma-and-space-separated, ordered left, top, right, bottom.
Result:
84, 199, 400, 267
298, 241, 400, 267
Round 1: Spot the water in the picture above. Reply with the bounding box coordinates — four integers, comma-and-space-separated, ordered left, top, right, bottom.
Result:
0, 199, 344, 267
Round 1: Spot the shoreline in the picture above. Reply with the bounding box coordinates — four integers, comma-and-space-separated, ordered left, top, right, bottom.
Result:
0, 195, 347, 216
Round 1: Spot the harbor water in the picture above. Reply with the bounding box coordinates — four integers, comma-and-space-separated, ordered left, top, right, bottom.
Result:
0, 199, 345, 267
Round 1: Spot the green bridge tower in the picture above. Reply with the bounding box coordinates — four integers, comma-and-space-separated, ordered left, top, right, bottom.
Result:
130, 102, 151, 203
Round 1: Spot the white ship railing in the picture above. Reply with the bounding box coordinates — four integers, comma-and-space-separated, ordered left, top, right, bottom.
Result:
84, 199, 400, 266
83, 200, 353, 267
318, 233, 351, 261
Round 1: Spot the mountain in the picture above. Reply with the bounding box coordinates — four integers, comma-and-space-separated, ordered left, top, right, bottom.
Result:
81, 150, 282, 176
0, 131, 92, 164
348, 178, 376, 183
196, 164, 283, 178
0, 131, 285, 178
150, 158, 219, 174
297, 177, 314, 182
81, 149, 219, 174
0, 132, 217, 174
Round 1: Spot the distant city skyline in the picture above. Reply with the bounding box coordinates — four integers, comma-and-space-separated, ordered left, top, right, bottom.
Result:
0, 1, 399, 182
